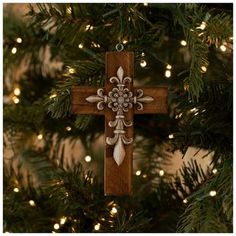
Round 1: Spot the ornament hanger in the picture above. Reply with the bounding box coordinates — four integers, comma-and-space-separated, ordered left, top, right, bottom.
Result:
115, 43, 124, 52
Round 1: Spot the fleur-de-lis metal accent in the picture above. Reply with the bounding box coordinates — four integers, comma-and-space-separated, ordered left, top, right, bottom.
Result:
86, 66, 154, 166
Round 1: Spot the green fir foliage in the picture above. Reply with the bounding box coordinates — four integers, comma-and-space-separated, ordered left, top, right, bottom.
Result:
3, 3, 233, 233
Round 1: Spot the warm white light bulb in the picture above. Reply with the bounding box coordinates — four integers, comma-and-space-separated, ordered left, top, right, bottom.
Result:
69, 68, 75, 74
94, 223, 101, 231
183, 199, 188, 204
49, 94, 57, 99
60, 216, 67, 225
122, 39, 128, 44
29, 200, 36, 206
143, 2, 148, 6
209, 190, 217, 197
168, 134, 174, 139
54, 223, 60, 230
11, 47, 17, 54
201, 66, 207, 73
14, 87, 21, 96
190, 107, 198, 113
66, 7, 72, 14
159, 170, 164, 176
166, 64, 172, 70
85, 25, 93, 31
212, 168, 218, 174
199, 22, 206, 30
180, 40, 187, 46
16, 37, 22, 43
37, 134, 43, 140
136, 170, 141, 176
66, 126, 72, 131
85, 155, 92, 163
12, 96, 20, 104
220, 45, 227, 52
13, 187, 19, 192
165, 70, 171, 78
110, 207, 118, 215
78, 43, 84, 49
140, 60, 147, 67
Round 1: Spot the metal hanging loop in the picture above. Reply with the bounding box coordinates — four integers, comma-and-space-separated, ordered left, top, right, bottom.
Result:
115, 43, 124, 52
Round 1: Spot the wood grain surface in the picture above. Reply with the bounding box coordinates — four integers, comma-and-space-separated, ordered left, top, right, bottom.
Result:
71, 86, 104, 115
104, 52, 134, 196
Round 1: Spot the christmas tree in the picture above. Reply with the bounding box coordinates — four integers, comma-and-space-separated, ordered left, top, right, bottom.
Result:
3, 3, 233, 233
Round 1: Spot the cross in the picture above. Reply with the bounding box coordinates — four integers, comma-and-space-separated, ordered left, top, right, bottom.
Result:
71, 52, 168, 196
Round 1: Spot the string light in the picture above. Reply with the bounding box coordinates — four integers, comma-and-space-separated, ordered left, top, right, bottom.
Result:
143, 2, 148, 6
66, 126, 72, 131
168, 134, 174, 139
69, 68, 76, 74
180, 40, 187, 46
136, 170, 141, 176
201, 66, 207, 73
110, 206, 118, 215
220, 45, 227, 52
60, 216, 67, 225
52, 231, 56, 234
12, 96, 19, 104
197, 21, 206, 30
29, 200, 36, 207
66, 7, 72, 14
14, 87, 21, 96
183, 199, 188, 204
37, 134, 43, 140
54, 223, 60, 230
212, 168, 218, 174
94, 223, 101, 231
122, 39, 128, 44
159, 170, 165, 176
85, 155, 92, 162
78, 43, 84, 49
166, 64, 172, 70
140, 60, 147, 67
13, 187, 19, 192
49, 94, 57, 99
165, 70, 171, 78
142, 174, 147, 178
85, 24, 93, 31
209, 190, 217, 197
141, 52, 145, 57
16, 37, 22, 43
190, 107, 198, 113
11, 47, 17, 54
175, 113, 183, 119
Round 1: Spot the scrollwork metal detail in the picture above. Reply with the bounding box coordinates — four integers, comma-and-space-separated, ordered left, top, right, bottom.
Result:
86, 66, 154, 166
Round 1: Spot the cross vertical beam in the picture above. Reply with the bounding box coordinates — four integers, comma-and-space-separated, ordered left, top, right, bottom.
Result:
105, 52, 134, 195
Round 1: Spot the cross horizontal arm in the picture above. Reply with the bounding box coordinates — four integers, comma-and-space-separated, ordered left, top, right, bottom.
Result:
134, 87, 168, 114
71, 86, 104, 115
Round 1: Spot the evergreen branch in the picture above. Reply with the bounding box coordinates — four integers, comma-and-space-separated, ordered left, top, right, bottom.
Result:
175, 4, 232, 101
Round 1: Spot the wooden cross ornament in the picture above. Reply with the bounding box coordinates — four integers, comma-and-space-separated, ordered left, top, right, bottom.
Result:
71, 52, 168, 196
